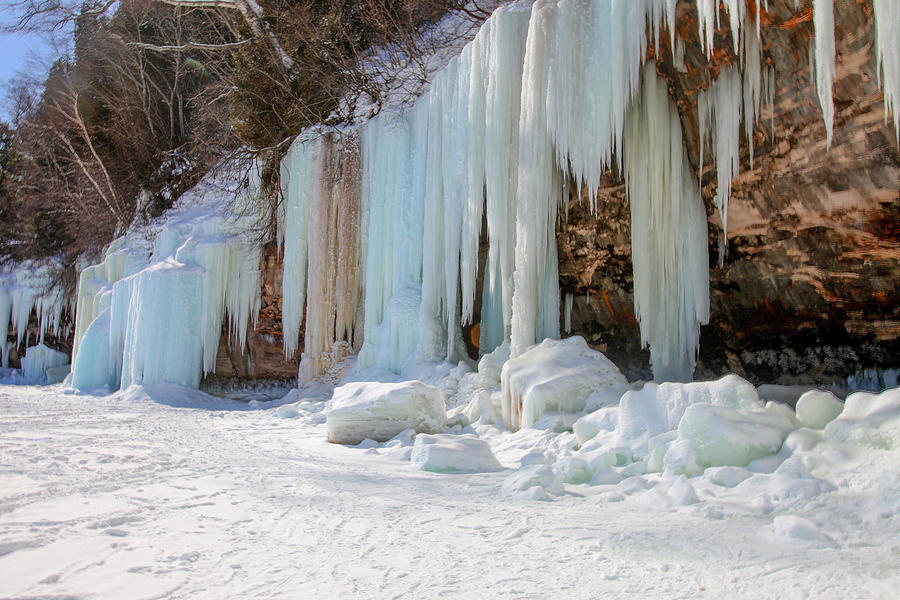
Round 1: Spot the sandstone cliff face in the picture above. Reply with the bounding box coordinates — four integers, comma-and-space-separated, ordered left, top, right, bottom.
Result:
559, 0, 899, 384
211, 242, 300, 381
225, 0, 897, 386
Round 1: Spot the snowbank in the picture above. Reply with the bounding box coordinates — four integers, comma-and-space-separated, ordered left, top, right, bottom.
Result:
327, 381, 447, 444
500, 336, 628, 430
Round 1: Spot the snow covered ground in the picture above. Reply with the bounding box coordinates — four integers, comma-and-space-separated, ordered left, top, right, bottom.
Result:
2, 382, 898, 599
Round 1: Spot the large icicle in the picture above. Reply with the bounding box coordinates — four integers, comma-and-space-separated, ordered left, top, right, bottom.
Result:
299, 133, 362, 384
481, 4, 531, 355
874, 0, 900, 141
699, 64, 743, 262
278, 137, 316, 358
626, 63, 710, 382
357, 108, 426, 373
813, 0, 835, 149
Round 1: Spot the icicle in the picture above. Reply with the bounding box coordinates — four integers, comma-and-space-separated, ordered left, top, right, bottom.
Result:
742, 17, 764, 167
563, 292, 573, 334
357, 107, 426, 374
626, 63, 710, 382
460, 25, 488, 329
813, 0, 835, 149
874, 0, 900, 141
279, 137, 316, 359
510, 0, 565, 359
698, 65, 743, 264
482, 4, 531, 355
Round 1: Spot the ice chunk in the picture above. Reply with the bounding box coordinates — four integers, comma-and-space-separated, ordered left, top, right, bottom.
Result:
20, 343, 69, 384
615, 374, 761, 459
410, 433, 503, 473
500, 336, 627, 430
501, 463, 564, 500
326, 381, 447, 445
795, 390, 843, 430
673, 403, 797, 474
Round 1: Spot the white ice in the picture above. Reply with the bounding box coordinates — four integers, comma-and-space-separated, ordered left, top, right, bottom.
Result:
326, 380, 447, 445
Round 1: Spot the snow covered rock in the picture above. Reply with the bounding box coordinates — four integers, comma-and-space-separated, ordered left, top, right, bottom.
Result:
20, 344, 69, 384
410, 433, 503, 473
796, 390, 843, 430
326, 381, 447, 445
500, 336, 627, 430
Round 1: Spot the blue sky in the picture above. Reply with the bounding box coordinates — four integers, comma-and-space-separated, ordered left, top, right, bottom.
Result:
0, 29, 59, 120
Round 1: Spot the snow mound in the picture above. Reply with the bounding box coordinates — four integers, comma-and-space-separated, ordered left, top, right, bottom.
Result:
327, 381, 447, 444
772, 515, 834, 546
20, 344, 69, 384
824, 386, 900, 446
796, 390, 843, 430
410, 433, 503, 473
500, 336, 627, 430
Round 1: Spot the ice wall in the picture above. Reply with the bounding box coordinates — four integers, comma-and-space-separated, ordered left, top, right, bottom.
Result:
0, 260, 68, 369
70, 162, 264, 391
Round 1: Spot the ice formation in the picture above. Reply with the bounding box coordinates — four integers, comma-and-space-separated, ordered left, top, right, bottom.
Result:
20, 343, 70, 384
500, 336, 627, 430
626, 64, 710, 382
357, 108, 427, 373
874, 0, 900, 141
0, 261, 68, 368
410, 433, 503, 472
699, 65, 743, 254
64, 0, 896, 395
298, 133, 363, 384
278, 136, 316, 359
70, 163, 264, 391
326, 380, 447, 444
813, 0, 835, 149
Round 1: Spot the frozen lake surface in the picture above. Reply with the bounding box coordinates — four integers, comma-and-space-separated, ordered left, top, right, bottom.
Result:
1, 383, 897, 599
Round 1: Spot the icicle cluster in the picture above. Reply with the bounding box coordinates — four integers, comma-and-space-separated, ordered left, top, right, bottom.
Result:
354, 4, 533, 373
298, 133, 363, 384
70, 163, 264, 391
278, 136, 316, 359
626, 64, 710, 382
0, 260, 68, 369
874, 0, 900, 141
